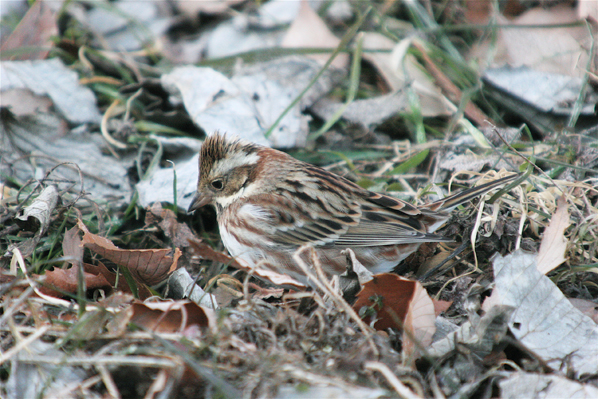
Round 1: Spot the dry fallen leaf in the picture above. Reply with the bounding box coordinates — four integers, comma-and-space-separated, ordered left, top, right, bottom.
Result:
578, 0, 598, 22
353, 273, 435, 360
129, 299, 216, 334
146, 202, 196, 249
281, 0, 348, 69
537, 195, 570, 274
361, 33, 454, 117
188, 238, 242, 268
492, 250, 598, 378
494, 8, 591, 77
500, 372, 598, 399
85, 262, 152, 300
15, 185, 59, 235
77, 219, 181, 286
0, 1, 58, 61
40, 264, 111, 299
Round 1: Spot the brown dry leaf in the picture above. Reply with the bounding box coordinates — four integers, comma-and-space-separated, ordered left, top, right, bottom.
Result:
77, 219, 181, 286
0, 89, 54, 116
39, 224, 109, 298
537, 195, 570, 274
402, 280, 436, 361
85, 262, 152, 300
281, 0, 348, 69
353, 273, 435, 360
129, 300, 216, 333
40, 264, 112, 298
146, 203, 195, 249
360, 32, 398, 90
0, 1, 58, 61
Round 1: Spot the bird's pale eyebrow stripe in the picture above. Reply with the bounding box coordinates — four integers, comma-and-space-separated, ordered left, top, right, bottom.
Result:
213, 152, 260, 176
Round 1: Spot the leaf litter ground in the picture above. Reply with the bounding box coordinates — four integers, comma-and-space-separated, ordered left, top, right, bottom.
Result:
1, 0, 598, 397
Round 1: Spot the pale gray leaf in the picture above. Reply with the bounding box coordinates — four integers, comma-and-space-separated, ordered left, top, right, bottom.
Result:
500, 372, 598, 399
492, 250, 598, 377
0, 59, 101, 124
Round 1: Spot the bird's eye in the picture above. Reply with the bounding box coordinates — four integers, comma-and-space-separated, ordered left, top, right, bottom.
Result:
211, 179, 224, 190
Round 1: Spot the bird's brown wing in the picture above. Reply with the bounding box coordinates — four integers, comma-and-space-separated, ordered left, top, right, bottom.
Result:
246, 165, 450, 248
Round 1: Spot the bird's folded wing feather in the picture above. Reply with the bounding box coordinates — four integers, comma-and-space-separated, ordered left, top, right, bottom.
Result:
246, 192, 449, 248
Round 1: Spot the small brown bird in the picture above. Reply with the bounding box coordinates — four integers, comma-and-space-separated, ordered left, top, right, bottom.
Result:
189, 133, 518, 286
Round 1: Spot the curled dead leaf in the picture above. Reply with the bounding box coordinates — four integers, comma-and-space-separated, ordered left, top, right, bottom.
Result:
15, 185, 59, 235
129, 300, 216, 334
353, 273, 435, 361
77, 219, 180, 285
40, 264, 111, 298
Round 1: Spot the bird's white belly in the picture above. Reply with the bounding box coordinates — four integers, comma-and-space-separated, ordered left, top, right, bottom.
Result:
218, 223, 268, 267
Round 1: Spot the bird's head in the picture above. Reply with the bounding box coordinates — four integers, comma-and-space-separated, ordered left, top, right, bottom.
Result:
188, 133, 264, 213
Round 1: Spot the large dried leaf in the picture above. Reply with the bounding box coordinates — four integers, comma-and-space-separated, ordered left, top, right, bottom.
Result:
311, 91, 408, 128
353, 273, 435, 359
491, 250, 598, 377
85, 0, 170, 52
536, 195, 570, 274
0, 119, 132, 209
136, 153, 199, 210
493, 8, 592, 78
0, 59, 101, 124
483, 66, 596, 116
161, 58, 338, 150
85, 262, 152, 300
77, 219, 181, 286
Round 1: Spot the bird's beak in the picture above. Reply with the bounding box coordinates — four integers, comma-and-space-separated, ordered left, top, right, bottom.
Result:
187, 191, 212, 213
